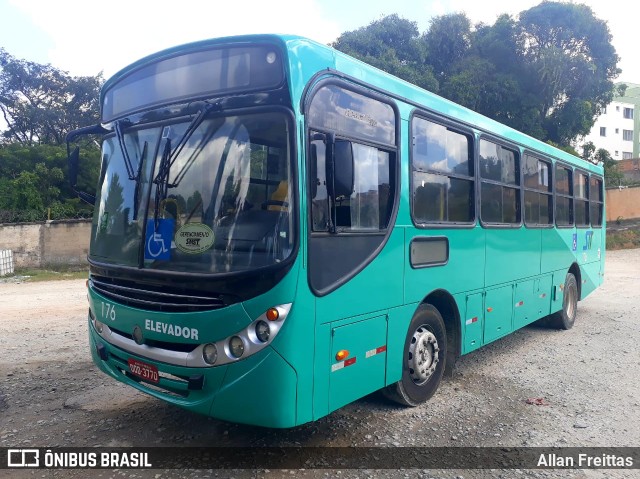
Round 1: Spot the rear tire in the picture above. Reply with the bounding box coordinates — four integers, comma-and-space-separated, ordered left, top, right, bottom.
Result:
383, 304, 447, 406
548, 272, 578, 330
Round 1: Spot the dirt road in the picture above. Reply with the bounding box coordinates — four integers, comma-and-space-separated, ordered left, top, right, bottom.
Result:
1, 250, 639, 478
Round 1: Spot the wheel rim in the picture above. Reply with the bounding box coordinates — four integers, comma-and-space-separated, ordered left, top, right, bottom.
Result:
565, 282, 577, 321
407, 326, 439, 385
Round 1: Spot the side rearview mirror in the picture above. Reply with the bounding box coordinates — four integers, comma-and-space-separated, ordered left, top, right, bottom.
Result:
332, 139, 354, 198
66, 123, 107, 206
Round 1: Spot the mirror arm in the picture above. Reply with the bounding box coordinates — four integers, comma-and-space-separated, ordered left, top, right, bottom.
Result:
66, 123, 108, 144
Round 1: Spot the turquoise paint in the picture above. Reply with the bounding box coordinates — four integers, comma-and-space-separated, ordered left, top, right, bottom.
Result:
484, 285, 514, 343
485, 228, 542, 286
541, 228, 578, 275
462, 292, 484, 354
211, 349, 298, 428
312, 321, 331, 420
329, 315, 387, 412
513, 279, 538, 329
384, 303, 420, 385
404, 226, 485, 301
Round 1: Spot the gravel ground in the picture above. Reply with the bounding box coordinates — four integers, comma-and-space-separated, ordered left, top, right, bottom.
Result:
1, 250, 639, 479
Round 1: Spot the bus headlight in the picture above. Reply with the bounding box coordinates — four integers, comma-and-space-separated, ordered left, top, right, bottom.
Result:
188, 303, 292, 368
229, 336, 244, 358
202, 343, 218, 365
255, 321, 270, 342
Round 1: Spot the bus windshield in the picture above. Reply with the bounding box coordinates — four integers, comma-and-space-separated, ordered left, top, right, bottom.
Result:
91, 111, 294, 274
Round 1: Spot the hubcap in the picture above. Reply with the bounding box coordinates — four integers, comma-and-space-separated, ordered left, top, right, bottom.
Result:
408, 326, 439, 385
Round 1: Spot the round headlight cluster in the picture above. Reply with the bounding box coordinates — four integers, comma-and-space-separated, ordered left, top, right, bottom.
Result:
255, 321, 270, 343
202, 343, 218, 365
190, 304, 291, 368
229, 336, 245, 358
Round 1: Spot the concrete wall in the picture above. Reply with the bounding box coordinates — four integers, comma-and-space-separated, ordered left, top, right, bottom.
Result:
0, 219, 91, 268
606, 186, 640, 221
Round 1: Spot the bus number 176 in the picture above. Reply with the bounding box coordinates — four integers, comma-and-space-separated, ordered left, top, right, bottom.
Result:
101, 301, 116, 321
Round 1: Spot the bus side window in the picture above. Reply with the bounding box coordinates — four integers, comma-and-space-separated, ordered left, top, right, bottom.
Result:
555, 165, 573, 226
574, 171, 589, 227
479, 139, 520, 225
411, 116, 474, 224
589, 176, 603, 227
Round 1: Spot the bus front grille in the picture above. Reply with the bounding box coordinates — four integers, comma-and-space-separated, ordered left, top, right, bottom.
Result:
90, 275, 225, 312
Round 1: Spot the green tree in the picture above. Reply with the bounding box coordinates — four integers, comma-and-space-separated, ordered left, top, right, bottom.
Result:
441, 15, 546, 138
516, 1, 620, 144
422, 13, 472, 84
582, 141, 622, 186
0, 143, 99, 221
332, 14, 438, 91
0, 48, 103, 145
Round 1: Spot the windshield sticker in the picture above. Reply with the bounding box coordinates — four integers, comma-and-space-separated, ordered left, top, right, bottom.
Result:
175, 223, 214, 254
145, 219, 174, 260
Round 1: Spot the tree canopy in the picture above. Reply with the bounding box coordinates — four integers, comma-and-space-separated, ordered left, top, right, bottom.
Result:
582, 141, 623, 186
0, 142, 99, 222
0, 48, 102, 146
0, 50, 102, 222
332, 1, 622, 147
332, 14, 438, 92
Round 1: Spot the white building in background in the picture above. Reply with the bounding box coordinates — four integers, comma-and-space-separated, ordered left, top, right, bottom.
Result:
577, 83, 640, 160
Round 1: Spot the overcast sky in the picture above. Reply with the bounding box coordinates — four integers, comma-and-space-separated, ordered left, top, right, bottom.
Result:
1, 0, 637, 84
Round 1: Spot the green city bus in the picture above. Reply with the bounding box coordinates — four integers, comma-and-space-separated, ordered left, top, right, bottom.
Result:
67, 34, 605, 428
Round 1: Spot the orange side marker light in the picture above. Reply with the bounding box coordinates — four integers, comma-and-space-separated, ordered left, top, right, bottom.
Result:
335, 350, 349, 361
266, 308, 279, 321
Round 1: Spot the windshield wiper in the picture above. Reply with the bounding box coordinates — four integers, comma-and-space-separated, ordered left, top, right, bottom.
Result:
114, 120, 138, 180
151, 102, 218, 228
153, 102, 218, 188
153, 138, 172, 227
132, 141, 148, 220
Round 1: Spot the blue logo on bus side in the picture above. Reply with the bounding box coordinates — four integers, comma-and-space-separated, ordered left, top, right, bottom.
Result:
572, 233, 577, 251
145, 219, 174, 260
583, 231, 593, 250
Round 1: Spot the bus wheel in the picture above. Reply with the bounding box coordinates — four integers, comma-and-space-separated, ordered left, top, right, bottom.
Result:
383, 304, 446, 407
549, 272, 578, 330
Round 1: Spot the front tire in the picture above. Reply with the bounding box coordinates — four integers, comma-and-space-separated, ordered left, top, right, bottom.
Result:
383, 304, 447, 406
548, 272, 578, 330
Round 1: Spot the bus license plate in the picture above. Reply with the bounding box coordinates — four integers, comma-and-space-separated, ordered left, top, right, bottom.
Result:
128, 358, 159, 384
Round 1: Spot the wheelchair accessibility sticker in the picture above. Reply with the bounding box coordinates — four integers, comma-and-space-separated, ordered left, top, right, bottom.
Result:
145, 219, 174, 260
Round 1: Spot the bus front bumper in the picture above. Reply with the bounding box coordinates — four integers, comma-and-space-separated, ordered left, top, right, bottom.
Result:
88, 320, 299, 428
